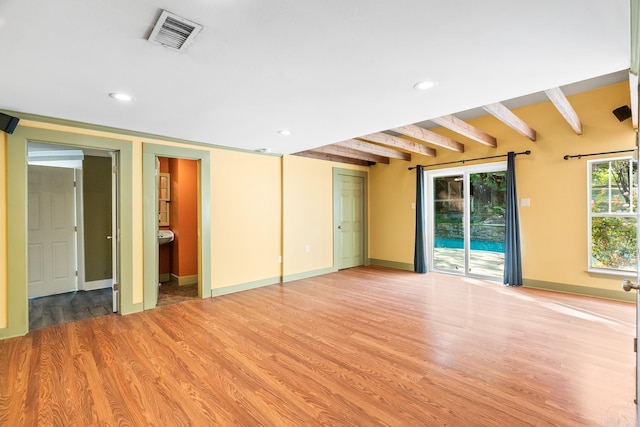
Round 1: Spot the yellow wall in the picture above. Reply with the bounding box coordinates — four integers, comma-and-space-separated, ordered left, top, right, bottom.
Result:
369, 157, 416, 265
211, 149, 282, 288
370, 82, 636, 293
283, 155, 330, 276
282, 155, 369, 278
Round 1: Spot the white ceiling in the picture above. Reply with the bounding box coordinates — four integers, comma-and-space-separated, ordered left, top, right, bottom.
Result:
0, 0, 631, 154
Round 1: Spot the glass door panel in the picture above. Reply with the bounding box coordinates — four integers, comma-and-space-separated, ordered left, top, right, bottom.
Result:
428, 163, 507, 280
468, 171, 506, 277
433, 175, 464, 273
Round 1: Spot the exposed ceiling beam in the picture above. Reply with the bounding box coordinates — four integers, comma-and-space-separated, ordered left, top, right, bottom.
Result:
544, 87, 582, 134
359, 132, 436, 157
294, 150, 371, 166
310, 144, 390, 164
482, 102, 537, 141
392, 124, 465, 153
630, 72, 639, 130
338, 139, 411, 161
429, 115, 497, 148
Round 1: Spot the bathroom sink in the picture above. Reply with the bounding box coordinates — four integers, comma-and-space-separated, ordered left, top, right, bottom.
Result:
158, 229, 174, 245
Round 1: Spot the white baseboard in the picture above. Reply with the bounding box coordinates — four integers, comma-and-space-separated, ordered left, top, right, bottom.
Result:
171, 273, 198, 286
83, 279, 112, 291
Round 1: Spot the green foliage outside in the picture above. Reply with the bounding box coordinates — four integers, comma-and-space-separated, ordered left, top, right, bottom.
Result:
590, 159, 638, 271
434, 172, 506, 241
591, 217, 637, 271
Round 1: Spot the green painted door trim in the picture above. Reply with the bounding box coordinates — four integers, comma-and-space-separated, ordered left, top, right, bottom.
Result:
332, 168, 368, 270
1, 127, 136, 339
142, 143, 211, 310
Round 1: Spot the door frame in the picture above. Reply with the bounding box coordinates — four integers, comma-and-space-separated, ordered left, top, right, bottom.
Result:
111, 151, 120, 312
142, 143, 211, 310
2, 126, 135, 339
426, 161, 507, 279
77, 152, 116, 292
332, 168, 368, 270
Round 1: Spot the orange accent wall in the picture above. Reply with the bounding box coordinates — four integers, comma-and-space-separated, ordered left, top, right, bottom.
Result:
169, 158, 198, 278
158, 157, 171, 277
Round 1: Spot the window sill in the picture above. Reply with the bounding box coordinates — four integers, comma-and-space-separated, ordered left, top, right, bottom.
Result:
587, 268, 637, 279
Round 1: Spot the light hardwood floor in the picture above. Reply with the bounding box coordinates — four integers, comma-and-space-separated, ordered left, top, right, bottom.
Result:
0, 266, 636, 426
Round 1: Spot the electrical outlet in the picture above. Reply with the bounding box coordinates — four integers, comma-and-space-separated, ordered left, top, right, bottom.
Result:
277, 255, 282, 264
520, 198, 531, 207
305, 245, 310, 253
411, 202, 416, 209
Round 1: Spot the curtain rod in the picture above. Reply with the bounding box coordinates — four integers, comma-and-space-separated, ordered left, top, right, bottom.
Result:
563, 149, 635, 160
408, 150, 531, 171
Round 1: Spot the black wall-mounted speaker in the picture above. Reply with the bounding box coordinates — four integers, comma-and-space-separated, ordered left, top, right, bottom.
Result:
612, 105, 632, 122
0, 112, 19, 134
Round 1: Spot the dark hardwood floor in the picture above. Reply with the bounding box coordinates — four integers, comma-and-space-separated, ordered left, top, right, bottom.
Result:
2, 266, 636, 426
28, 280, 198, 331
157, 280, 198, 307
28, 288, 114, 330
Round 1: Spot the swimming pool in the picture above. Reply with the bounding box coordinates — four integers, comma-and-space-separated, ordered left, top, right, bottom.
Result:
434, 237, 504, 253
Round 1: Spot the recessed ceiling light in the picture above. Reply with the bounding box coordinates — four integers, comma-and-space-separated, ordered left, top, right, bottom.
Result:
413, 81, 437, 90
109, 92, 135, 102
278, 129, 291, 136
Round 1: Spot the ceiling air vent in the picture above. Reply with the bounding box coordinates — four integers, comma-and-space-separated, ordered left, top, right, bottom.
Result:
148, 10, 203, 52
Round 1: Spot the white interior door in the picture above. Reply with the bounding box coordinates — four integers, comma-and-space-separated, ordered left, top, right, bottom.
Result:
28, 165, 77, 297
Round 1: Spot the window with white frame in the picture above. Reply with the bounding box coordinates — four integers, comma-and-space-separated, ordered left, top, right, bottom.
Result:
588, 157, 637, 272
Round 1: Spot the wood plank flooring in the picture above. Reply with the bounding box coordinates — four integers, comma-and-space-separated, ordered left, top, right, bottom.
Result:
0, 266, 636, 426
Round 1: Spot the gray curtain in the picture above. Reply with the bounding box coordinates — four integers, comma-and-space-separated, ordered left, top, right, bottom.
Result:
504, 152, 522, 286
414, 166, 427, 273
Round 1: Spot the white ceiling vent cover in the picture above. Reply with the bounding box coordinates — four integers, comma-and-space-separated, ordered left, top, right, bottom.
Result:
148, 10, 203, 52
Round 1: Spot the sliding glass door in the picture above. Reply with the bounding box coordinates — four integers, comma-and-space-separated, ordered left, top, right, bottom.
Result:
428, 162, 507, 279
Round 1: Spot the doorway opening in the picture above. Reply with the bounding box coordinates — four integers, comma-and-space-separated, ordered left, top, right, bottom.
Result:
26, 142, 119, 330
156, 156, 200, 307
427, 162, 507, 279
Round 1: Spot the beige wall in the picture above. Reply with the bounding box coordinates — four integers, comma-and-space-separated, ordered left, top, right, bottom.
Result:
210, 149, 282, 288
369, 82, 636, 294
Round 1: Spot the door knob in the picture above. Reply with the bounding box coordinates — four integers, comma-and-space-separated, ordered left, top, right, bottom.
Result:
622, 279, 639, 292
106, 236, 113, 240
338, 226, 343, 229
